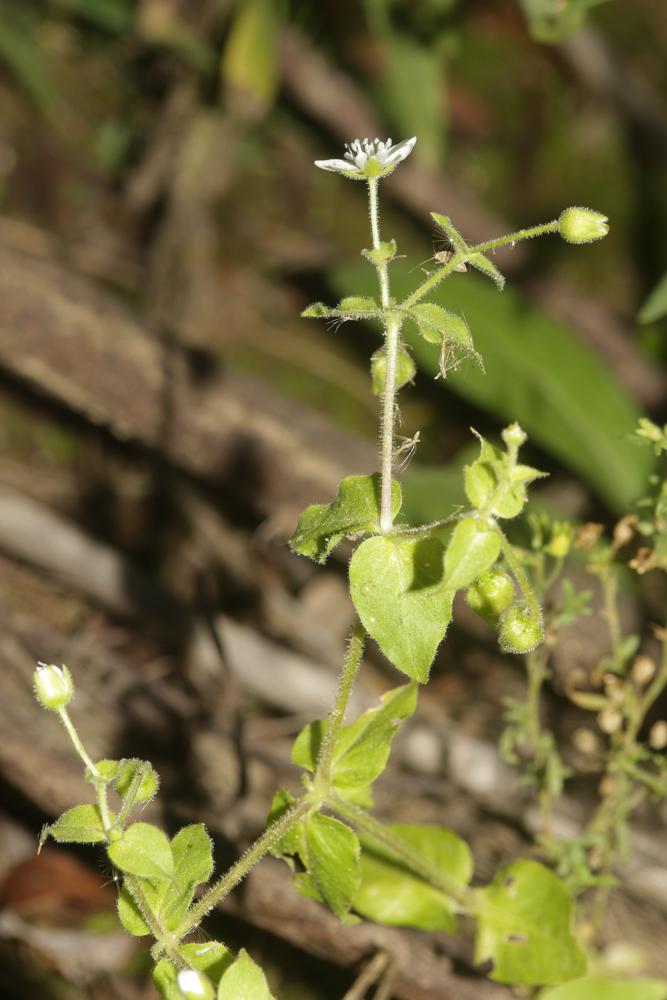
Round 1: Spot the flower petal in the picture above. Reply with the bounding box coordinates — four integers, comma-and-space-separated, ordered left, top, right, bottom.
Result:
384, 136, 417, 166
314, 158, 360, 174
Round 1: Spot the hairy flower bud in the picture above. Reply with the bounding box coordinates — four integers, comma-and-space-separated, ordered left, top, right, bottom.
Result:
466, 568, 515, 625
177, 970, 214, 1000
33, 662, 73, 711
498, 603, 544, 655
501, 422, 527, 450
558, 207, 609, 244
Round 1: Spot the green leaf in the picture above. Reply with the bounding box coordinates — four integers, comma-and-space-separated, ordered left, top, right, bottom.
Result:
158, 824, 214, 930
332, 263, 652, 513
266, 789, 304, 858
444, 517, 501, 591
408, 303, 472, 347
354, 823, 473, 932
87, 759, 120, 784
431, 212, 467, 253
301, 302, 336, 319
48, 804, 107, 844
371, 345, 416, 395
304, 813, 361, 919
540, 977, 667, 1000
114, 759, 159, 804
339, 296, 379, 315
107, 823, 174, 881
290, 474, 401, 564
222, 0, 278, 114
180, 941, 233, 982
639, 271, 667, 324
474, 859, 586, 985
117, 882, 153, 937
153, 959, 181, 1000
218, 949, 275, 1000
291, 684, 417, 804
468, 252, 505, 290
349, 534, 454, 682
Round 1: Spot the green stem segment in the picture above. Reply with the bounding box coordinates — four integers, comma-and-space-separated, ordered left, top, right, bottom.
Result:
314, 618, 366, 791
328, 792, 470, 908
402, 220, 559, 310
57, 706, 113, 834
367, 177, 401, 533
176, 797, 313, 937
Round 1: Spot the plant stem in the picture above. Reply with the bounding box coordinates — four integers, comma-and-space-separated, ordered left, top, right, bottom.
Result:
58, 706, 113, 834
471, 221, 559, 257
328, 793, 470, 908
402, 220, 559, 311
176, 797, 312, 938
314, 618, 366, 790
367, 177, 401, 533
380, 313, 401, 532
495, 526, 541, 619
125, 874, 178, 959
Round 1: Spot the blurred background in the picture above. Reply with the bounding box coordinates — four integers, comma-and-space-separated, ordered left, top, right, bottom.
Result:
0, 1, 666, 997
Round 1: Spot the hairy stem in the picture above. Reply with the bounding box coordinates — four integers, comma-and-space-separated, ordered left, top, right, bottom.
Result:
495, 527, 541, 619
176, 797, 312, 938
328, 793, 470, 907
367, 177, 400, 533
57, 706, 113, 834
314, 618, 366, 790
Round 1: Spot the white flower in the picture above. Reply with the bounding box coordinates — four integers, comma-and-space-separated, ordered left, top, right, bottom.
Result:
314, 136, 417, 179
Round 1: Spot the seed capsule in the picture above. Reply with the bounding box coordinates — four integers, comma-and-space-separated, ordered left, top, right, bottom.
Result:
498, 603, 544, 655
466, 567, 515, 625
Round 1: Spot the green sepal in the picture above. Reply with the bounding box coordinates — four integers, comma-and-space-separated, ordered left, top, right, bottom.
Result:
371, 345, 416, 396
349, 533, 454, 683
539, 977, 667, 1000
107, 822, 174, 881
218, 949, 276, 1000
407, 303, 472, 348
474, 859, 586, 985
464, 434, 546, 518
291, 683, 418, 804
444, 517, 501, 591
290, 474, 401, 563
362, 240, 398, 268
304, 813, 361, 920
354, 823, 473, 932
48, 804, 108, 844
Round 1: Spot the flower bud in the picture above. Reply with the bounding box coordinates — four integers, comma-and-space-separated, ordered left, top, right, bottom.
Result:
177, 969, 214, 1000
597, 708, 622, 734
498, 603, 544, 655
466, 568, 515, 625
631, 655, 656, 687
649, 720, 667, 750
558, 207, 609, 244
33, 662, 73, 711
501, 422, 527, 450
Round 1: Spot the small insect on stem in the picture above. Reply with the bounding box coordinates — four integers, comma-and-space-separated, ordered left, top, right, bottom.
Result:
394, 431, 420, 470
